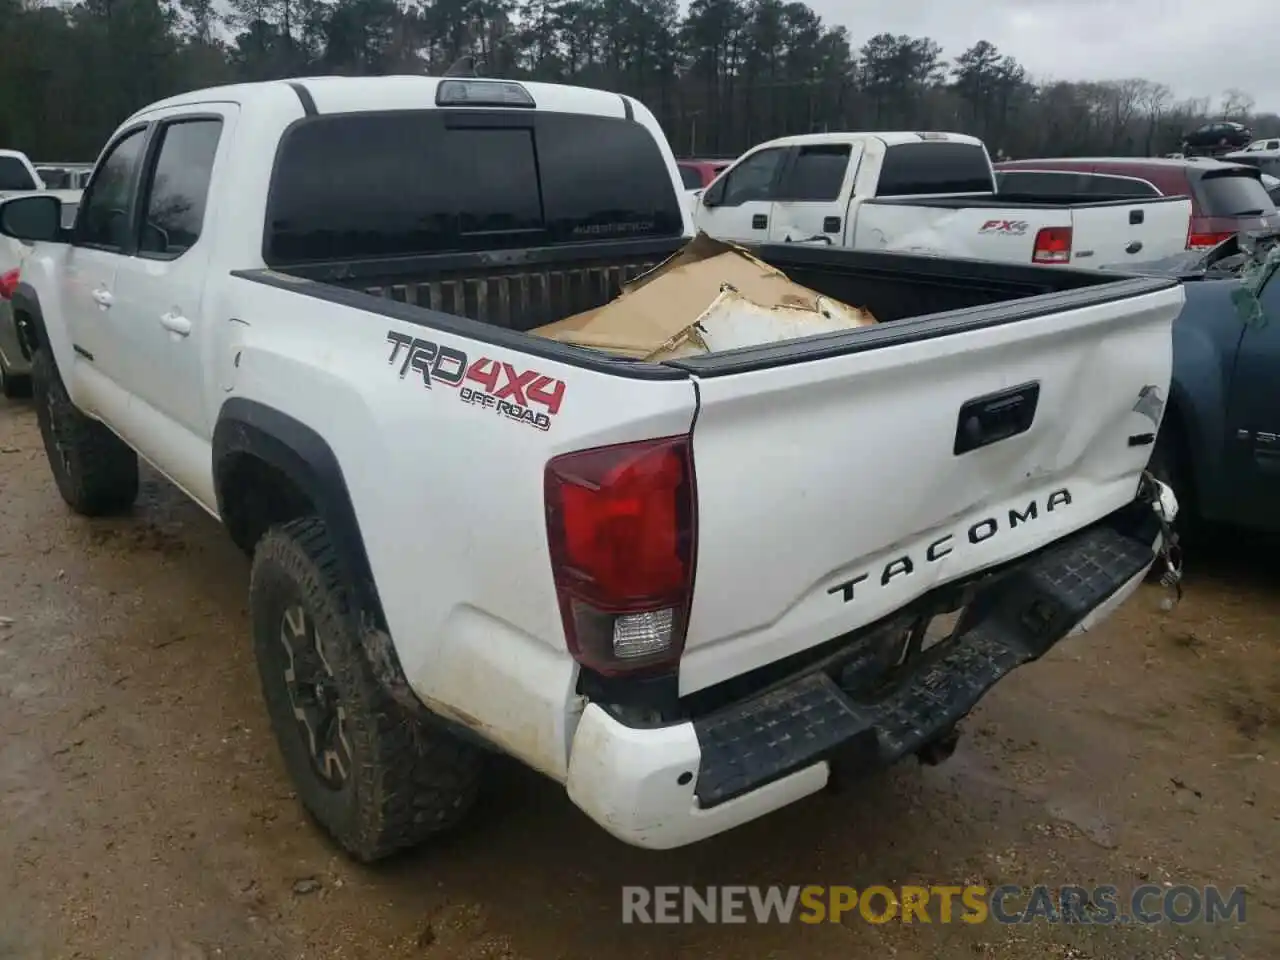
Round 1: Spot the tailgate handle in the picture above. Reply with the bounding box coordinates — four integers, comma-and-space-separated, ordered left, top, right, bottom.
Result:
1130, 209, 1144, 225
954, 382, 1041, 455
752, 213, 768, 230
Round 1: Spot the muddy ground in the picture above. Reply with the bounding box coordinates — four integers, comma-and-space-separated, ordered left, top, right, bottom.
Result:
1, 396, 1277, 960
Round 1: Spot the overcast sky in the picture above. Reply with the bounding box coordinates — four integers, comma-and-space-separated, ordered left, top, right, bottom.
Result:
805, 0, 1280, 113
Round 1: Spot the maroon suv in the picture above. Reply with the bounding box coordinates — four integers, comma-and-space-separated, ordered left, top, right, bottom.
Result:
994, 157, 1280, 250
677, 158, 732, 190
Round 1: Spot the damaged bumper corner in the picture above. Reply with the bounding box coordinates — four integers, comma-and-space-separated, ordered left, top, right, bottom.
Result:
564, 486, 1174, 850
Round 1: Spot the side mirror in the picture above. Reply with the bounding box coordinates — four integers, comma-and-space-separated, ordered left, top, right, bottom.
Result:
702, 181, 725, 208
0, 195, 65, 244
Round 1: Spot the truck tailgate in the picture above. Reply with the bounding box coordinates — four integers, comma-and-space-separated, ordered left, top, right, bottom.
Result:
677, 282, 1184, 694
1069, 197, 1192, 266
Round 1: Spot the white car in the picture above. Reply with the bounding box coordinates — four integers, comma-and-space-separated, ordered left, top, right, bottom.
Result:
0, 76, 1179, 860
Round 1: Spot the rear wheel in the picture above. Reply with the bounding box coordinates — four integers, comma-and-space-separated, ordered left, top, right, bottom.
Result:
250, 517, 484, 862
31, 349, 138, 515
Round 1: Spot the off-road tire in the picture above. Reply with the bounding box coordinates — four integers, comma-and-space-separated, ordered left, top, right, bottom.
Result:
250, 516, 484, 862
31, 349, 138, 515
0, 361, 32, 399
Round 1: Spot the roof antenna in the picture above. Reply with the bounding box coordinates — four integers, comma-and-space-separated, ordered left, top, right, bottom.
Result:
443, 55, 483, 78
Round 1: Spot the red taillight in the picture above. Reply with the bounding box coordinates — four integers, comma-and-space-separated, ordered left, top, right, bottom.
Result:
0, 268, 19, 301
1186, 223, 1234, 250
544, 435, 696, 676
1032, 226, 1072, 264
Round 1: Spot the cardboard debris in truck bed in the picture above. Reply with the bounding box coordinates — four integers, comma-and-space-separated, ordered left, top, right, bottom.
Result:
529, 232, 878, 361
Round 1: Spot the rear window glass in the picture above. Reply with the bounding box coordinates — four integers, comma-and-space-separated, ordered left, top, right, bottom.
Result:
0, 157, 37, 191
1195, 171, 1277, 217
266, 110, 684, 264
877, 143, 994, 196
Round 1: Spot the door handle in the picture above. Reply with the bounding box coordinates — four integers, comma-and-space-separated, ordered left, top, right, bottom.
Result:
91, 287, 113, 308
160, 311, 192, 336
1126, 240, 1144, 255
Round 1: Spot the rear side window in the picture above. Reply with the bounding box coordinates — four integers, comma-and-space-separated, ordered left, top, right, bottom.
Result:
778, 144, 850, 201
0, 157, 37, 191
139, 118, 223, 257
1194, 171, 1277, 216
1081, 174, 1160, 198
996, 170, 1086, 196
266, 110, 684, 264
877, 143, 994, 196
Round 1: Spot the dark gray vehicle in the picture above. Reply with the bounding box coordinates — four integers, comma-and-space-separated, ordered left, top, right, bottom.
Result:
1110, 233, 1280, 535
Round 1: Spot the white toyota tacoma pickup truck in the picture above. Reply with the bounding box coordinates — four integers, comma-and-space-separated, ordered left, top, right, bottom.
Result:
0, 75, 1181, 862
693, 132, 1195, 268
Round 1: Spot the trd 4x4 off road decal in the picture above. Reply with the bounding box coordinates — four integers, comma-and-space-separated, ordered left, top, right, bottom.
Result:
385, 330, 566, 431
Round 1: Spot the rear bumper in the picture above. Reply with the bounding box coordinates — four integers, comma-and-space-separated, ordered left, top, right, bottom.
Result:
565, 485, 1174, 849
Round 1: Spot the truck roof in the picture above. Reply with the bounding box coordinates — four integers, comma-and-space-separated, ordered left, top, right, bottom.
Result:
128, 75, 638, 124
754, 131, 984, 149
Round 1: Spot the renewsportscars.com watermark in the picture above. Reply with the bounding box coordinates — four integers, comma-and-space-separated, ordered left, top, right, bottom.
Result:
621, 884, 1247, 926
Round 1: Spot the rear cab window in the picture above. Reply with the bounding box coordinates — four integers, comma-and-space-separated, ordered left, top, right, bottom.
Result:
265, 110, 685, 265
875, 142, 995, 197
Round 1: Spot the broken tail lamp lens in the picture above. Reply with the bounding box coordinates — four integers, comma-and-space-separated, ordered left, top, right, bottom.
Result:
1032, 226, 1072, 264
544, 436, 696, 676
435, 79, 536, 109
0, 268, 19, 301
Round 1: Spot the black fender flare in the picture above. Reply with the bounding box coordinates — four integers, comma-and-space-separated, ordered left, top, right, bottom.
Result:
213, 397, 382, 618
10, 282, 48, 359
212, 398, 436, 717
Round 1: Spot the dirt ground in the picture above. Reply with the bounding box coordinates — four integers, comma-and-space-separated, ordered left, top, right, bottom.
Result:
1, 396, 1277, 960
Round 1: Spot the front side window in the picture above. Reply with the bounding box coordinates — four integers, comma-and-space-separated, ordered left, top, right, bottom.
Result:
77, 128, 147, 250
138, 119, 223, 257
720, 148, 786, 206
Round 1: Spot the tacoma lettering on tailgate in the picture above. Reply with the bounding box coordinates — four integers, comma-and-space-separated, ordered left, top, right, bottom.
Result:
385, 330, 566, 432
828, 488, 1073, 603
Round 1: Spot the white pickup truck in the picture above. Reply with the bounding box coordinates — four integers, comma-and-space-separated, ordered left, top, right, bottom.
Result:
0, 76, 1181, 862
693, 132, 1195, 268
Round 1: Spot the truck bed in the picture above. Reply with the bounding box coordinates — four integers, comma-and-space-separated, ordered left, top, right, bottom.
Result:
270, 236, 1152, 338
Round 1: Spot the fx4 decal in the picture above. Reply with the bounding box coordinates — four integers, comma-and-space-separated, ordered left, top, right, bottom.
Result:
385, 331, 566, 431
978, 219, 1030, 236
